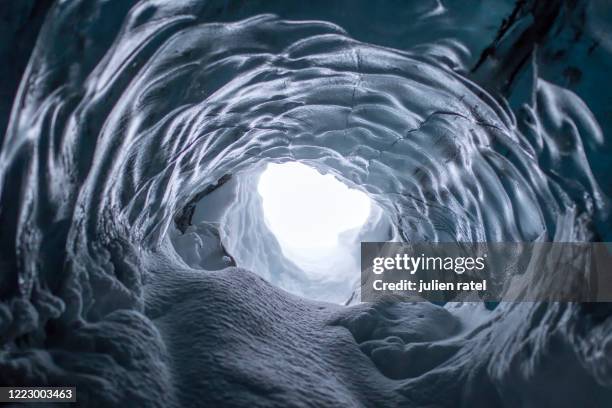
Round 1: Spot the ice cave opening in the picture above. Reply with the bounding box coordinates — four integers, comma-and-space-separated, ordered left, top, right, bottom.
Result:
257, 162, 371, 277
169, 160, 395, 304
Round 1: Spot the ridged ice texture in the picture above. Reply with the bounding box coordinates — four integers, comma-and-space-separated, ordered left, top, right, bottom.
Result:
0, 1, 611, 407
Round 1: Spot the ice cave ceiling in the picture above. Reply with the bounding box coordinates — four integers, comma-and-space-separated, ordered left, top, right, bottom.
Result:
0, 0, 611, 407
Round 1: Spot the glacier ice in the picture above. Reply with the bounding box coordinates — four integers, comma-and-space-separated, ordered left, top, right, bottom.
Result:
0, 0, 611, 406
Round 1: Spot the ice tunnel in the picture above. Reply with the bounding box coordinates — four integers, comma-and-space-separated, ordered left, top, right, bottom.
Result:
1, 0, 612, 407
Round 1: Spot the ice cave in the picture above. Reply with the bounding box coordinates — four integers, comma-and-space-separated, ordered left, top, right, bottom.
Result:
0, 0, 611, 407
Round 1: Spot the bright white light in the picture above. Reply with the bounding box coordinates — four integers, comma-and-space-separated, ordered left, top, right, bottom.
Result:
258, 162, 371, 250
